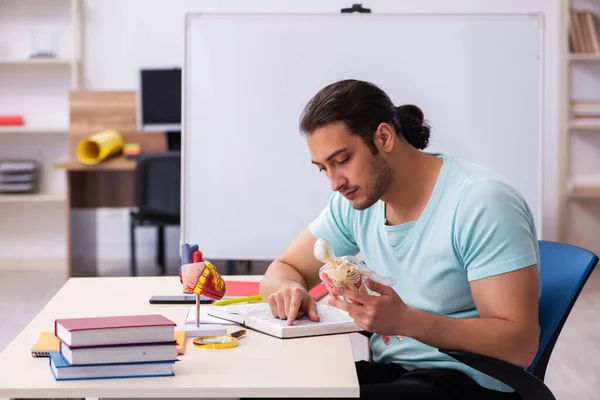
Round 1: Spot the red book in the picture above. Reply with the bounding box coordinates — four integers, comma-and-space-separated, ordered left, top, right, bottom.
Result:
224, 281, 328, 300
55, 314, 176, 348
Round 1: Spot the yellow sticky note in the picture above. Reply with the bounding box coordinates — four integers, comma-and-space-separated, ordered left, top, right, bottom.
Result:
174, 331, 187, 355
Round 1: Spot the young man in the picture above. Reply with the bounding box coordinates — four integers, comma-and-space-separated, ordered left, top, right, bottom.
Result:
259, 79, 540, 399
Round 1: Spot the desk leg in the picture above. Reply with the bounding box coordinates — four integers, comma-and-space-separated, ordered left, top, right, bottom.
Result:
66, 171, 99, 277
70, 208, 98, 277
66, 169, 136, 277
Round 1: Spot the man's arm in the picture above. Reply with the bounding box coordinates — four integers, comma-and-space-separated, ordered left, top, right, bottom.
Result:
260, 228, 325, 323
330, 264, 540, 368
417, 178, 540, 367
406, 264, 539, 368
263, 192, 360, 323
260, 228, 323, 296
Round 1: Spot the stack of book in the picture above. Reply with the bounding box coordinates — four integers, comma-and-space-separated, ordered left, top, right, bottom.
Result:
571, 101, 600, 127
49, 314, 179, 381
569, 10, 600, 54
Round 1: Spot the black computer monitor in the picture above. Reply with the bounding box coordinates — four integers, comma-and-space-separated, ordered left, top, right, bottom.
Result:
137, 68, 182, 151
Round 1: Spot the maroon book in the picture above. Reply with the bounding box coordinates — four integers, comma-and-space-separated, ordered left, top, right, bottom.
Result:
55, 314, 176, 348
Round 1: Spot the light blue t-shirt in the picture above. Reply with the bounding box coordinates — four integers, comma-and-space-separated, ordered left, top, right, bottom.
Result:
308, 152, 540, 393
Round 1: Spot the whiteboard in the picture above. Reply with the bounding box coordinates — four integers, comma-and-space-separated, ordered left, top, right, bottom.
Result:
182, 13, 542, 260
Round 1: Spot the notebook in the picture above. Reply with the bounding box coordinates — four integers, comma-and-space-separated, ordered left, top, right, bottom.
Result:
31, 332, 60, 357
174, 331, 186, 355
207, 303, 363, 339
54, 314, 176, 347
32, 330, 184, 358
184, 305, 239, 325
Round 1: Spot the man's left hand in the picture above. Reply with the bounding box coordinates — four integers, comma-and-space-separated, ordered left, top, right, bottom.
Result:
328, 278, 412, 336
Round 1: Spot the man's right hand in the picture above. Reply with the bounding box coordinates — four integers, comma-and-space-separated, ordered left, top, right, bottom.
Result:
267, 284, 320, 326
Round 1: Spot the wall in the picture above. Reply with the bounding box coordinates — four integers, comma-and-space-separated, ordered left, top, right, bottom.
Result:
80, 0, 562, 267
85, 0, 359, 268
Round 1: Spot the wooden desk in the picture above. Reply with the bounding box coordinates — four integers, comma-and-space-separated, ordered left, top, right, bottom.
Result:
53, 155, 139, 278
53, 91, 167, 278
0, 276, 360, 398
53, 156, 136, 171
53, 155, 136, 207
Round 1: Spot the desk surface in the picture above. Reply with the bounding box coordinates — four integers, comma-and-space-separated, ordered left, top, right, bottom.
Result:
52, 156, 136, 171
0, 276, 359, 398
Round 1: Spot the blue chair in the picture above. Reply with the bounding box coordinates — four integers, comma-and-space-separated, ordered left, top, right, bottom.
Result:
440, 240, 599, 400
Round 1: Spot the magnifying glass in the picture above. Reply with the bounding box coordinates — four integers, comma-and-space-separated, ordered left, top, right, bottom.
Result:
193, 329, 247, 349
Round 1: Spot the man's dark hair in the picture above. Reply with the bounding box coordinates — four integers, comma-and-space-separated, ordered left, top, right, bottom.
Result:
299, 79, 430, 154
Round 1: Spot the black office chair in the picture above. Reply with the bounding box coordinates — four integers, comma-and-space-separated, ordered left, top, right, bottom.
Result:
130, 151, 181, 276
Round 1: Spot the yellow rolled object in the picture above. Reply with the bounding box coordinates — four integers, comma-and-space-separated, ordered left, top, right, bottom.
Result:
76, 130, 124, 165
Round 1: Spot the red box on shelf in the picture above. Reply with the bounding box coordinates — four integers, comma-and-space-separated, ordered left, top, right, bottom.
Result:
0, 115, 25, 126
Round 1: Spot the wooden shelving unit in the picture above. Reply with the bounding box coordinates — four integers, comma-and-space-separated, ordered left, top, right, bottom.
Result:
0, 126, 68, 135
0, 0, 83, 203
569, 53, 600, 61
568, 121, 600, 131
567, 180, 600, 197
0, 58, 74, 65
559, 0, 600, 252
0, 193, 66, 203
0, 0, 84, 267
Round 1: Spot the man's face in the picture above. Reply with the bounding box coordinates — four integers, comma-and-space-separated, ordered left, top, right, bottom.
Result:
307, 122, 393, 210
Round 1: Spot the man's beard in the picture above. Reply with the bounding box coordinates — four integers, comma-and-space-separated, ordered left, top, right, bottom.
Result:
350, 155, 393, 211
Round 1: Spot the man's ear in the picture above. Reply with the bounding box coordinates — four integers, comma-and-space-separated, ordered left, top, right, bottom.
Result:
373, 123, 395, 153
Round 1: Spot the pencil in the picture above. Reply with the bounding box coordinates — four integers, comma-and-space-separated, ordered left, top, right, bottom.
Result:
212, 295, 262, 306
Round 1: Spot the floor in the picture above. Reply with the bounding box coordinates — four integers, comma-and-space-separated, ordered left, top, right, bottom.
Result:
1, 263, 599, 400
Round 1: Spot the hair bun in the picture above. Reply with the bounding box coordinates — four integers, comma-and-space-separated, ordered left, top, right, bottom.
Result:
394, 104, 430, 150
396, 104, 424, 125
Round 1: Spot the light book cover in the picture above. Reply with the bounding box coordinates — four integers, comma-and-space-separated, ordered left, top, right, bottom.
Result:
207, 303, 362, 339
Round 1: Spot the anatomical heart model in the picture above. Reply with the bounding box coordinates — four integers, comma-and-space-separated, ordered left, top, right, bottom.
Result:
181, 258, 226, 300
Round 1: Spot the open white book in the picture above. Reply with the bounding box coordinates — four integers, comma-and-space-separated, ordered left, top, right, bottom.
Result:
185, 306, 238, 325
207, 303, 363, 339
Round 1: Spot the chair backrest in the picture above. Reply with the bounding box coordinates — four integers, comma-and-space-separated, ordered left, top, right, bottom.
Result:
134, 151, 181, 217
528, 240, 598, 380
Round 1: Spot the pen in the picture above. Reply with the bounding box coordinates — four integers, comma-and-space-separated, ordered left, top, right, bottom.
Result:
212, 295, 262, 306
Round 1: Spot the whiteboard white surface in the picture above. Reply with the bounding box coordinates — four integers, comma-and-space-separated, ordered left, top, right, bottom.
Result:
182, 13, 542, 260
